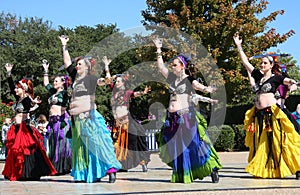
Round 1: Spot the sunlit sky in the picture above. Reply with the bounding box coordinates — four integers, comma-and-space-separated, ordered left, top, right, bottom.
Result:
1, 0, 299, 63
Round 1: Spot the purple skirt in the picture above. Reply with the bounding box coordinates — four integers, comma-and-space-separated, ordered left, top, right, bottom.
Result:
47, 112, 72, 175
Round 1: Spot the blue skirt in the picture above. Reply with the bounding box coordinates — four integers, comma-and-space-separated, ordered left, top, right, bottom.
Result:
158, 107, 222, 183
71, 109, 121, 183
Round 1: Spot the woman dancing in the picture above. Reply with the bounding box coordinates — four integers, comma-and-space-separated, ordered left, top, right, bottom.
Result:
42, 59, 72, 175
59, 35, 121, 183
153, 38, 222, 183
2, 63, 56, 181
233, 33, 300, 179
101, 56, 151, 171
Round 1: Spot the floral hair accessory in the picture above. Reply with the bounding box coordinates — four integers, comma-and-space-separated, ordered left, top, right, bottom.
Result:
64, 75, 70, 88
19, 79, 28, 91
90, 58, 96, 66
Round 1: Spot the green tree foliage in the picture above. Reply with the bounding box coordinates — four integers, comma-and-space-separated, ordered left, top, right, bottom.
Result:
279, 56, 300, 95
141, 0, 296, 105
0, 12, 156, 123
0, 12, 123, 121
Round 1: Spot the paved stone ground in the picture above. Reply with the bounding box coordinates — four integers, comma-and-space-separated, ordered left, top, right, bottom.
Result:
0, 151, 299, 195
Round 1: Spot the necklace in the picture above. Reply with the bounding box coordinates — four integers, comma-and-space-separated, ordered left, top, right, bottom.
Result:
260, 74, 273, 85
175, 70, 187, 84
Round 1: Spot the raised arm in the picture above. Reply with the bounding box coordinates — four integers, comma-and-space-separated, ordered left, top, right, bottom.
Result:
5, 63, 17, 99
59, 35, 72, 69
42, 59, 50, 86
247, 70, 256, 88
102, 56, 112, 78
233, 33, 254, 73
152, 38, 168, 78
97, 56, 112, 86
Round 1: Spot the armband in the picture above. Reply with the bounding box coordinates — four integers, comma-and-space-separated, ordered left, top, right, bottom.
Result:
6, 71, 11, 77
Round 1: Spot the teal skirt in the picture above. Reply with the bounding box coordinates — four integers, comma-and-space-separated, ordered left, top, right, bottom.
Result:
71, 109, 121, 183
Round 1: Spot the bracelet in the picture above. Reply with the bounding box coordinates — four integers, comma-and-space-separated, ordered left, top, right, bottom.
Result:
6, 71, 11, 77
105, 65, 109, 71
44, 70, 49, 74
200, 85, 205, 91
237, 45, 243, 52
156, 52, 162, 57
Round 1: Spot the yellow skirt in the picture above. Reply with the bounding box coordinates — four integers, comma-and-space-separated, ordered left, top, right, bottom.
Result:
244, 105, 300, 178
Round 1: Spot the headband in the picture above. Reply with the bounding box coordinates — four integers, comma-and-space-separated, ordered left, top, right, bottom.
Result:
177, 55, 188, 68
266, 56, 274, 63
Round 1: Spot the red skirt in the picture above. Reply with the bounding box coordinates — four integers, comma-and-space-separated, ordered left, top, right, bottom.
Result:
2, 121, 56, 181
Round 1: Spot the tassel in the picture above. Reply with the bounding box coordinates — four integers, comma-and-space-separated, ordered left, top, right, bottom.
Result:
60, 121, 66, 128
164, 120, 170, 128
177, 116, 184, 124
247, 122, 256, 132
264, 123, 272, 132
264, 113, 272, 132
189, 112, 192, 119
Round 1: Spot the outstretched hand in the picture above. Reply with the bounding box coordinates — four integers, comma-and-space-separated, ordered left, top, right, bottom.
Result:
5, 63, 13, 72
42, 60, 49, 71
210, 99, 219, 105
102, 56, 112, 66
233, 33, 242, 46
152, 37, 163, 49
144, 85, 151, 94
32, 96, 42, 104
59, 35, 69, 46
290, 83, 298, 93
205, 86, 217, 93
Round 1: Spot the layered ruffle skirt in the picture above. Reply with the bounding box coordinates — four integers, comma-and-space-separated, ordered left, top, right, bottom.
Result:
47, 112, 72, 175
157, 108, 222, 183
71, 109, 121, 183
113, 115, 151, 170
244, 105, 300, 178
2, 121, 56, 181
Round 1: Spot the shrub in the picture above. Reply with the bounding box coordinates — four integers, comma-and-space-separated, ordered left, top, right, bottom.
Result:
231, 124, 249, 151
207, 125, 235, 151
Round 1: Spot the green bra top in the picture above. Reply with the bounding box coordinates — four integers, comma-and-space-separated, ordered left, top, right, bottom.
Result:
46, 84, 70, 107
